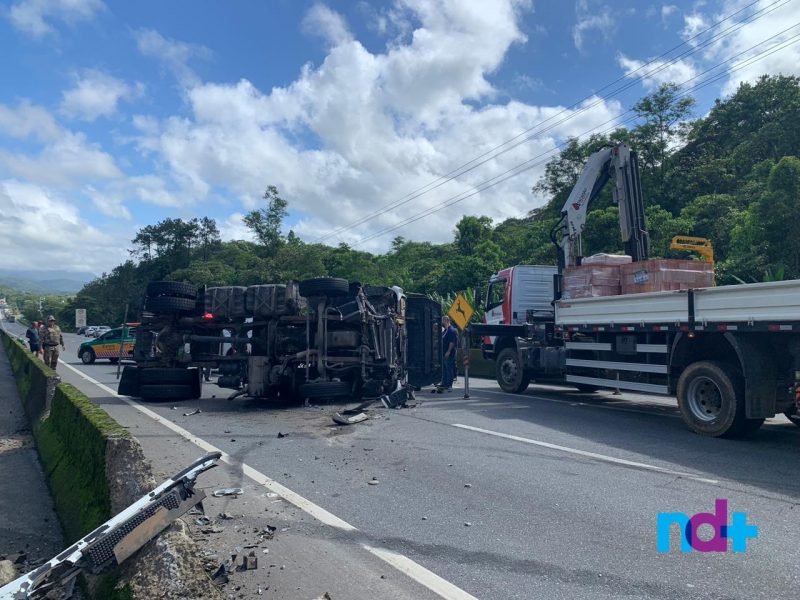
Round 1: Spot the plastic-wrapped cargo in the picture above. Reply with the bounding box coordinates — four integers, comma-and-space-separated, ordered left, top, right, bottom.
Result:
245, 283, 301, 318
562, 265, 621, 299
204, 286, 247, 318
620, 259, 714, 294
580, 253, 632, 266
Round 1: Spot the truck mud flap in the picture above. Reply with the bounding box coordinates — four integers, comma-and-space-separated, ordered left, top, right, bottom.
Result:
118, 365, 141, 397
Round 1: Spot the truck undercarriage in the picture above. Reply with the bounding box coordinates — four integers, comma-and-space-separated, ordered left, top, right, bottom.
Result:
119, 278, 441, 404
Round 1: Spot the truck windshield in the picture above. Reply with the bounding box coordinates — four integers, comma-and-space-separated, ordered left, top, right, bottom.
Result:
486, 279, 506, 311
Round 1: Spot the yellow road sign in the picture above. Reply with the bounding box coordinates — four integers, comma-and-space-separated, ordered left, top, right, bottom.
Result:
448, 293, 475, 330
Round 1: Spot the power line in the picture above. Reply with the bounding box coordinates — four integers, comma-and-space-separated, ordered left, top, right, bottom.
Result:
349, 27, 800, 247
316, 0, 793, 242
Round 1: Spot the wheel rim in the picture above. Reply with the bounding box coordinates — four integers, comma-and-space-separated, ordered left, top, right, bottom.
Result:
499, 357, 518, 385
686, 376, 723, 422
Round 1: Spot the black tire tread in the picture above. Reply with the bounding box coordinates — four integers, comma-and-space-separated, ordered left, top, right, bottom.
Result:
145, 295, 196, 314
299, 277, 349, 298
495, 348, 530, 394
80, 348, 96, 364
147, 281, 197, 299
677, 360, 748, 438
140, 367, 197, 385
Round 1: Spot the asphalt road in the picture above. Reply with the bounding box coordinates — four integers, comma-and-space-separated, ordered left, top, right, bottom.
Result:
4, 320, 799, 600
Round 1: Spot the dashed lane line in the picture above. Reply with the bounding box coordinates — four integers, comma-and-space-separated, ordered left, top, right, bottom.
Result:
451, 423, 719, 485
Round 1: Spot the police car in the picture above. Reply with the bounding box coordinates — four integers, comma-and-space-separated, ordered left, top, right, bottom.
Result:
78, 326, 136, 364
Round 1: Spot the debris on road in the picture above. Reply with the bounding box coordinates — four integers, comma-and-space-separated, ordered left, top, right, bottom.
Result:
0, 452, 221, 599
195, 516, 212, 526
218, 512, 235, 520
464, 483, 472, 488
277, 431, 288, 438
258, 525, 277, 540
239, 552, 257, 571
211, 562, 230, 585
464, 522, 472, 527
368, 477, 379, 485
333, 411, 368, 425
213, 487, 243, 498
0, 561, 17, 587
183, 408, 202, 416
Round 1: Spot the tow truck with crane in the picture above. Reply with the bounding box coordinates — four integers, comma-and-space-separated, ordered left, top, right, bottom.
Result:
471, 143, 800, 437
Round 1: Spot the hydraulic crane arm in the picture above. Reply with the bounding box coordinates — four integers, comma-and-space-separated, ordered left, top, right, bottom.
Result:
552, 143, 649, 270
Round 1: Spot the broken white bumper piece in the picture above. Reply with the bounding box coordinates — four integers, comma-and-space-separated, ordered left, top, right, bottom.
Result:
0, 452, 221, 600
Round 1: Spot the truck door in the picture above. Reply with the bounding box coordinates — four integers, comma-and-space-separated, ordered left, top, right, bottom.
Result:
406, 295, 441, 388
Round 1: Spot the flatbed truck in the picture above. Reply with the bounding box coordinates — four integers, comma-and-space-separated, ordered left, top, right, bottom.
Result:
471, 144, 800, 437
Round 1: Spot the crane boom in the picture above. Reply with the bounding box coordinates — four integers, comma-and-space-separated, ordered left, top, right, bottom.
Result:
554, 143, 649, 269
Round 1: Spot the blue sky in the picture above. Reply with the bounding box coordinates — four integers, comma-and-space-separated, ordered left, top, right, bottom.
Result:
1, 0, 799, 276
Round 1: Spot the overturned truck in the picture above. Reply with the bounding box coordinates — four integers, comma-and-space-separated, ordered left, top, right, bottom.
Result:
119, 277, 441, 404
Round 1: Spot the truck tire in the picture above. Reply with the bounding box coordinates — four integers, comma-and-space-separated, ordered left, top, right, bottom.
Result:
299, 381, 352, 399
146, 281, 197, 299
140, 367, 197, 385
139, 384, 193, 401
80, 348, 96, 364
496, 348, 530, 394
145, 295, 196, 314
299, 277, 349, 298
677, 361, 757, 437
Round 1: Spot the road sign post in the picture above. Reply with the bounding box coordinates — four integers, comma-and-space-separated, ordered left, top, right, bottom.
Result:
447, 293, 475, 397
75, 308, 87, 329
462, 329, 470, 399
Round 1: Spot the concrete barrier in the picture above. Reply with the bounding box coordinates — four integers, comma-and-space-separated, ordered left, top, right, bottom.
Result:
0, 330, 215, 599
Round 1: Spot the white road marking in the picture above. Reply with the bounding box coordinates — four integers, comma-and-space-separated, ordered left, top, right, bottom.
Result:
451, 423, 719, 485
57, 360, 478, 600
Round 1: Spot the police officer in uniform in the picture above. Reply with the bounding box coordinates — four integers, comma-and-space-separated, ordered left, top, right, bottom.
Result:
42, 315, 65, 370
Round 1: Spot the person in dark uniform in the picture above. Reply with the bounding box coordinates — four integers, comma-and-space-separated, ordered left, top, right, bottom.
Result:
440, 315, 458, 391
26, 322, 40, 355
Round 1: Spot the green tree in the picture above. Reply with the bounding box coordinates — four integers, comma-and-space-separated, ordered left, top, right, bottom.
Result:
243, 186, 288, 253
737, 156, 800, 278
454, 215, 493, 255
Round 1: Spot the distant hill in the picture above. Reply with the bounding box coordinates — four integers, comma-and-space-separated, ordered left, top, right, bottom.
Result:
0, 269, 95, 295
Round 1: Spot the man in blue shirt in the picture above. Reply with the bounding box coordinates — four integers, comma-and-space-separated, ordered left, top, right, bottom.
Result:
440, 315, 458, 391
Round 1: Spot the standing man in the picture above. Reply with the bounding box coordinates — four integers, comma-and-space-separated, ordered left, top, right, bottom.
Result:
440, 315, 458, 391
25, 321, 40, 355
37, 320, 47, 357
42, 315, 65, 370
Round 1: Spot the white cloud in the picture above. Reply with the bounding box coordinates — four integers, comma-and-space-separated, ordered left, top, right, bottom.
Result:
0, 100, 61, 141
682, 0, 800, 96
302, 3, 353, 47
134, 28, 212, 86
85, 184, 132, 220
60, 70, 144, 121
6, 0, 104, 37
132, 0, 622, 251
573, 0, 614, 52
681, 11, 708, 39
0, 179, 126, 273
661, 4, 678, 19
220, 212, 255, 242
617, 54, 698, 90
0, 101, 121, 186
